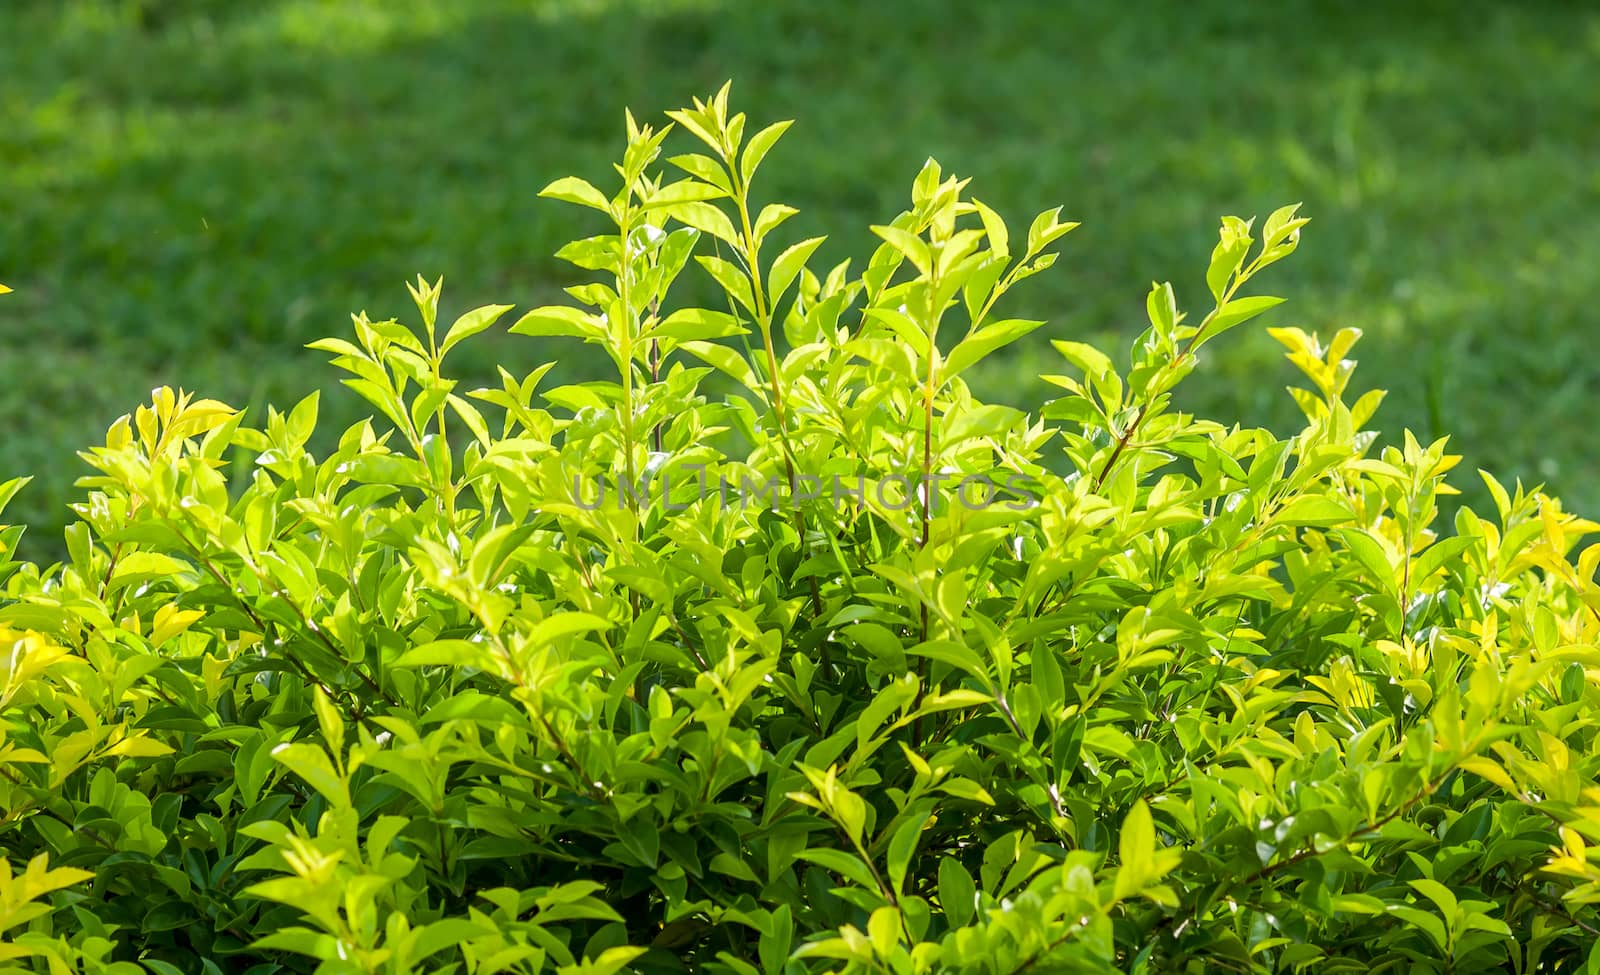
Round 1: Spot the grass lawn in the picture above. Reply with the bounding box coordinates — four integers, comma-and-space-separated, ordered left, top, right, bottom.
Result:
3, 0, 1597, 555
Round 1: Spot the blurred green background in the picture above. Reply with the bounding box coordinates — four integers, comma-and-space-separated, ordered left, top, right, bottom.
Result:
3, 0, 1598, 558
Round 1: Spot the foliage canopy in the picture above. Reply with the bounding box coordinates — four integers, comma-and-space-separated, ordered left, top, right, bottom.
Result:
2, 88, 1600, 974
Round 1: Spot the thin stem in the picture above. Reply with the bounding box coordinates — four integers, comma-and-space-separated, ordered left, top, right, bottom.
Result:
912, 258, 941, 746
179, 534, 393, 713
649, 296, 664, 454
1245, 767, 1453, 886
0, 765, 117, 851
731, 171, 826, 634
616, 193, 644, 627
1008, 919, 1097, 975
1092, 259, 1259, 491
489, 630, 606, 804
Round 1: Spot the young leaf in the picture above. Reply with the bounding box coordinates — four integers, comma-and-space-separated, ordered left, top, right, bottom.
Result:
441, 304, 514, 356
769, 236, 826, 307
740, 119, 794, 186
539, 176, 614, 214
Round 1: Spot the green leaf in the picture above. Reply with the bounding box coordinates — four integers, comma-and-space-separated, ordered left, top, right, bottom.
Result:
286, 390, 319, 445
828, 784, 869, 846
942, 319, 1043, 381
759, 904, 793, 975
934, 777, 995, 806
651, 308, 745, 342
442, 303, 514, 355
1330, 893, 1387, 916
311, 687, 344, 761
393, 639, 502, 671
509, 305, 602, 340
528, 612, 612, 647
668, 152, 733, 193
769, 236, 826, 307
796, 848, 881, 893
905, 639, 989, 681
681, 340, 760, 391
251, 927, 342, 961
1051, 339, 1122, 407
342, 453, 428, 488
447, 393, 493, 446
556, 236, 621, 272
539, 176, 613, 213
853, 679, 917, 754
1408, 879, 1459, 919
1025, 206, 1078, 255
667, 201, 739, 247
886, 809, 931, 893
1387, 904, 1448, 953
753, 205, 798, 245
938, 857, 977, 928
407, 918, 497, 963
972, 199, 1009, 259
564, 946, 649, 975
1411, 536, 1476, 583
109, 552, 194, 590
870, 225, 931, 276
270, 743, 347, 806
1114, 799, 1155, 899
410, 381, 453, 431
1274, 495, 1356, 528
1335, 528, 1395, 590
1206, 215, 1252, 301
645, 179, 728, 207
1263, 202, 1306, 248
0, 476, 32, 520
697, 255, 757, 314
917, 689, 994, 714
740, 119, 793, 185
941, 403, 1023, 447
1146, 282, 1178, 334
1203, 294, 1284, 341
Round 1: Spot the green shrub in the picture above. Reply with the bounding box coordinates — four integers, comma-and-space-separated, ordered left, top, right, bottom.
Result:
3, 86, 1600, 974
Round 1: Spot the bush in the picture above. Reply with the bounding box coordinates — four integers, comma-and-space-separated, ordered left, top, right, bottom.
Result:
3, 86, 1600, 974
